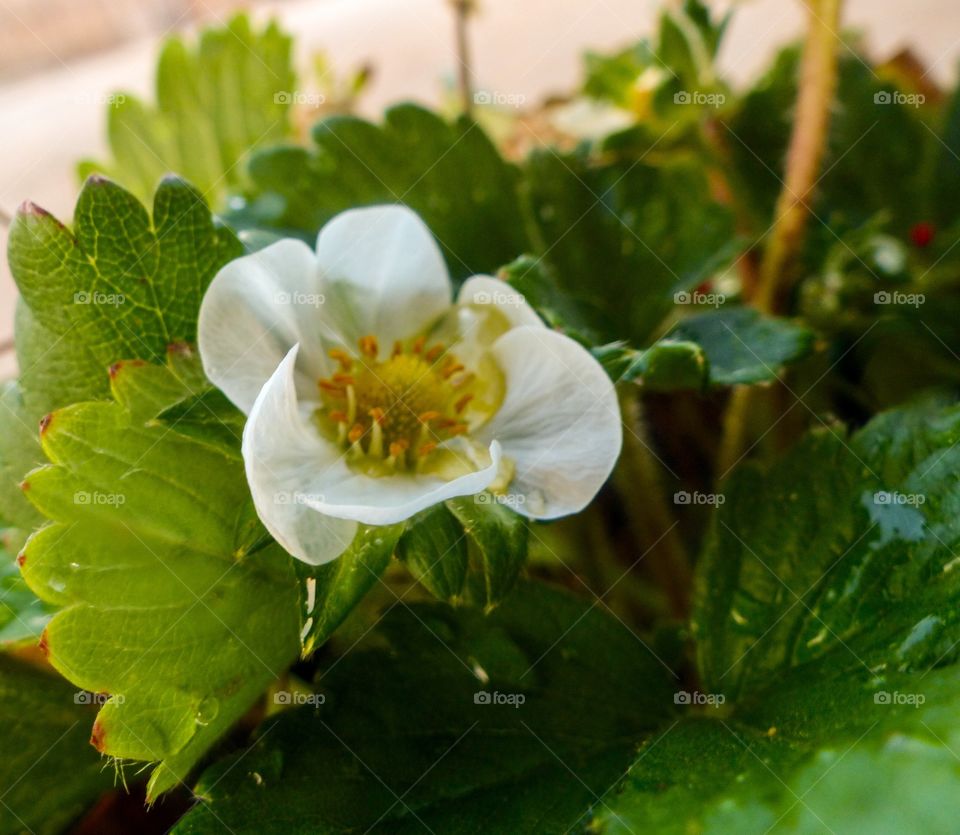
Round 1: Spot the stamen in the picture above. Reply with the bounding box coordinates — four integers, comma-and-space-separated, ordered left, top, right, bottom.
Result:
392, 340, 403, 358
418, 441, 437, 458
358, 335, 379, 358
418, 410, 441, 423
450, 372, 474, 389
332, 373, 355, 385
425, 344, 445, 362
369, 418, 384, 458
447, 423, 469, 436
454, 393, 474, 413
348, 423, 365, 445
328, 348, 353, 371
442, 362, 465, 379
368, 407, 387, 425
346, 385, 357, 424
387, 439, 409, 469
319, 379, 345, 396
329, 410, 348, 423
412, 336, 426, 354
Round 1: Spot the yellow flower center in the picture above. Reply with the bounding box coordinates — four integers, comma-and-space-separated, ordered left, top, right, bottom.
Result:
317, 333, 497, 475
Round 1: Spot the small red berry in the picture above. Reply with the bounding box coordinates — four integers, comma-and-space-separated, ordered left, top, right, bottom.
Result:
910, 221, 935, 248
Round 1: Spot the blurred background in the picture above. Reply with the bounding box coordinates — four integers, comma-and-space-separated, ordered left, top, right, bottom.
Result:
1, 0, 958, 377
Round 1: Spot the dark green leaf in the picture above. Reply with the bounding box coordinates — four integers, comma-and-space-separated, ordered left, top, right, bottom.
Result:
300, 524, 404, 656
235, 105, 530, 280
447, 495, 529, 610
397, 504, 469, 602
0, 655, 113, 835
175, 582, 676, 834
669, 307, 814, 386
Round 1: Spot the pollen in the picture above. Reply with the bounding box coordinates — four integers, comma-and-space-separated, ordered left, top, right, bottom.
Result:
317, 333, 486, 472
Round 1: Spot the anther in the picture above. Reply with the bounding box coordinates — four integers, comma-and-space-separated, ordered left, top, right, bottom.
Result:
454, 393, 474, 413
358, 335, 379, 358
425, 344, 445, 362
319, 380, 345, 396
348, 423, 365, 445
442, 362, 465, 379
412, 336, 426, 354
328, 348, 353, 370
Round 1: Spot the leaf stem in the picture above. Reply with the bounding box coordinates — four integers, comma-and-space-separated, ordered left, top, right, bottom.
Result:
451, 0, 476, 117
615, 388, 691, 618
755, 0, 843, 314
717, 0, 842, 477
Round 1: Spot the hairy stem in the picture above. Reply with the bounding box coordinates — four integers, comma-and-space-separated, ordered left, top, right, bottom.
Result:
615, 389, 692, 619
451, 0, 476, 117
755, 0, 842, 314
718, 0, 842, 477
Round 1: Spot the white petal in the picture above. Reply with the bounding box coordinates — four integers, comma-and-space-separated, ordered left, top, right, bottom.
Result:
315, 205, 452, 352
304, 441, 502, 525
457, 275, 545, 330
478, 327, 622, 519
243, 345, 358, 565
199, 239, 334, 414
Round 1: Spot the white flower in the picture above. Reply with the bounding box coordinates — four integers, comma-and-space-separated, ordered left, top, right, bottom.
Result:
198, 205, 622, 565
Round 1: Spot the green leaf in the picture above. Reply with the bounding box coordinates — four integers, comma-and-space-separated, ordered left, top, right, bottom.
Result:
0, 382, 44, 530
300, 524, 404, 656
18, 360, 302, 800
603, 340, 708, 388
0, 528, 51, 645
9, 175, 242, 372
14, 301, 110, 417
592, 398, 960, 832
234, 104, 531, 280
447, 496, 529, 610
174, 581, 676, 833
525, 150, 738, 344
694, 397, 960, 699
0, 655, 113, 835
595, 665, 960, 834
80, 14, 295, 204
669, 307, 814, 386
397, 505, 469, 602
